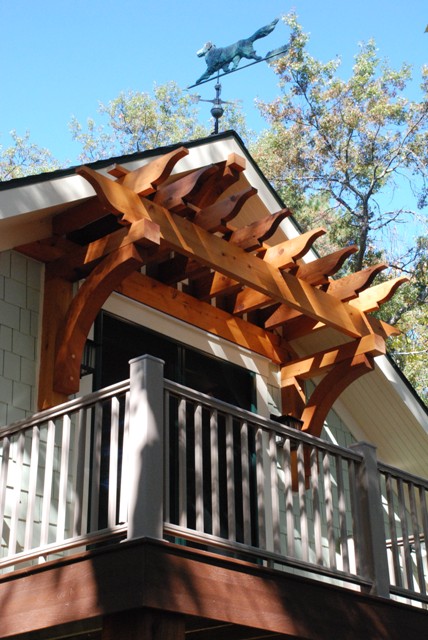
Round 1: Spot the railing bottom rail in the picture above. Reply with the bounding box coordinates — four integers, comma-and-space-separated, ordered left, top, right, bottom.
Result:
163, 522, 372, 591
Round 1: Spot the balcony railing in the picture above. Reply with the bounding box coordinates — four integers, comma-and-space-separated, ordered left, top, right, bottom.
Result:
0, 355, 427, 607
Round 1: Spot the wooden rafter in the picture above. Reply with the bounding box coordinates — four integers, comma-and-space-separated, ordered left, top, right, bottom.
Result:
14, 145, 408, 416
77, 165, 374, 338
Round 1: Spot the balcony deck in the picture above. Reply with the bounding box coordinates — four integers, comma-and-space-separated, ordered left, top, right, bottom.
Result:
0, 355, 427, 639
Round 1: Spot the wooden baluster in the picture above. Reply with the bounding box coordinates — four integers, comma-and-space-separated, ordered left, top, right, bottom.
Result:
178, 397, 187, 529
119, 392, 130, 526
56, 414, 71, 542
269, 430, 281, 554
311, 446, 323, 566
336, 454, 350, 573
408, 482, 426, 595
40, 420, 56, 549
108, 396, 120, 529
397, 478, 414, 590
297, 442, 309, 562
256, 427, 266, 549
226, 414, 236, 541
283, 437, 295, 557
24, 426, 40, 551
194, 403, 204, 533
210, 408, 220, 537
0, 436, 10, 551
385, 473, 402, 588
323, 452, 336, 570
9, 432, 25, 555
240, 420, 251, 545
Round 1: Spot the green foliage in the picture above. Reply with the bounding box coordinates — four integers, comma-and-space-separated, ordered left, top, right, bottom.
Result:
0, 130, 59, 181
69, 81, 253, 163
252, 13, 428, 273
69, 82, 209, 162
252, 13, 428, 404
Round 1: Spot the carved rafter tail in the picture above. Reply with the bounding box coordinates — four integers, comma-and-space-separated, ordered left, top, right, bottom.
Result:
349, 276, 409, 313
262, 227, 326, 270
22, 152, 407, 413
112, 146, 189, 195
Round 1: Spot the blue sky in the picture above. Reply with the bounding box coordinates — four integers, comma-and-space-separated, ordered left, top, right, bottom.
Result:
1, 0, 426, 165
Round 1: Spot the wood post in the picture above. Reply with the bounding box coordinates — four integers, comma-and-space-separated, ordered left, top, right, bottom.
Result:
350, 442, 390, 598
127, 355, 165, 540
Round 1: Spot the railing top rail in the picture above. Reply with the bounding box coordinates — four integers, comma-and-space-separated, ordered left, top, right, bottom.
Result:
0, 378, 131, 439
164, 378, 363, 461
378, 460, 428, 489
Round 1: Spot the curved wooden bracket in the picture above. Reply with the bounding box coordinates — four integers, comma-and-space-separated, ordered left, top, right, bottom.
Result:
300, 354, 375, 437
53, 244, 144, 395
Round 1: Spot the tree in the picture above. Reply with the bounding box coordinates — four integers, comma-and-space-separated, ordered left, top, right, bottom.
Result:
69, 81, 252, 163
0, 130, 59, 181
253, 12, 428, 272
252, 13, 428, 404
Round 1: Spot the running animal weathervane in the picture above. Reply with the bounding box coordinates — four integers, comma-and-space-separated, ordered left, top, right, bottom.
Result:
193, 17, 281, 86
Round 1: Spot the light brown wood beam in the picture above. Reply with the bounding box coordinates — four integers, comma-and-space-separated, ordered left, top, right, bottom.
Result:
233, 288, 272, 315
225, 209, 291, 252
190, 227, 325, 303
54, 244, 144, 396
234, 245, 357, 318
349, 276, 409, 313
52, 196, 108, 236
17, 236, 77, 263
42, 217, 160, 281
262, 227, 326, 270
367, 315, 401, 339
116, 271, 291, 365
192, 186, 257, 232
38, 268, 74, 410
190, 270, 242, 300
184, 155, 246, 209
113, 146, 189, 195
264, 268, 399, 339
77, 166, 373, 338
280, 377, 306, 418
156, 255, 208, 285
326, 264, 388, 301
280, 334, 385, 382
152, 165, 219, 213
293, 245, 358, 286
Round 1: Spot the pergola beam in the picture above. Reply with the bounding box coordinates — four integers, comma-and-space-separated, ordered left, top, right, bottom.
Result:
77, 166, 371, 339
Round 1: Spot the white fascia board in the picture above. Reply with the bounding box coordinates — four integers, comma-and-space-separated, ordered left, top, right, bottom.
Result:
0, 173, 94, 221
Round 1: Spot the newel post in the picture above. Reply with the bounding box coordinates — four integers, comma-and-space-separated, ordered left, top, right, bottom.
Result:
127, 355, 165, 540
350, 442, 390, 598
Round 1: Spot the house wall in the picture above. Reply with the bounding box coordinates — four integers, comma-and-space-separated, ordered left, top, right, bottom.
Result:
0, 251, 41, 426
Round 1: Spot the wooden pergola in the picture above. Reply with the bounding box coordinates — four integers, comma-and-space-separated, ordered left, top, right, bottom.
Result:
17, 146, 407, 436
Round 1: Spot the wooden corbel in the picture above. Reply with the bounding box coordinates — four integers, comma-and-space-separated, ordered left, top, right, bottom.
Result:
53, 244, 144, 397
299, 353, 375, 437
